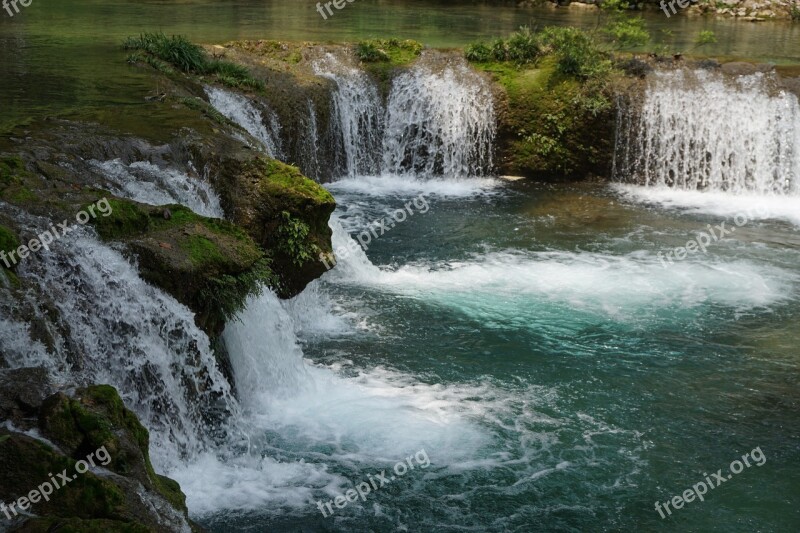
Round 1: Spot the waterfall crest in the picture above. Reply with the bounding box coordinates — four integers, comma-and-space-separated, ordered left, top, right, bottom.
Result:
614, 69, 800, 195
382, 55, 495, 177
205, 86, 283, 158
313, 54, 385, 177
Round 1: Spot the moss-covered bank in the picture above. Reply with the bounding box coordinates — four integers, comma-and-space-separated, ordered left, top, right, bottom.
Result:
0, 370, 194, 532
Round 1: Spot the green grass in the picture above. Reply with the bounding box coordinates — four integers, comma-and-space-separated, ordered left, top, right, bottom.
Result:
0, 156, 26, 186
0, 225, 20, 269
355, 39, 423, 65
253, 158, 335, 206
123, 32, 265, 91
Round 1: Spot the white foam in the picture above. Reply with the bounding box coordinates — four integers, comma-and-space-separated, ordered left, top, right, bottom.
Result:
326, 173, 503, 198
205, 86, 282, 157
90, 159, 224, 218
327, 219, 794, 318
175, 289, 557, 517
612, 184, 800, 227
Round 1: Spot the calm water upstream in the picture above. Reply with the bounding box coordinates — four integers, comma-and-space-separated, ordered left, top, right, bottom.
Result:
1, 0, 800, 130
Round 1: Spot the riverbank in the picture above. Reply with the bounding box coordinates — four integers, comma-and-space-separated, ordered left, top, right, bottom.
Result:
545, 0, 800, 21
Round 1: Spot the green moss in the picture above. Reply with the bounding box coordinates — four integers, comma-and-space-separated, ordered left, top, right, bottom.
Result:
253, 158, 334, 206
90, 199, 151, 240
356, 39, 422, 65
0, 224, 20, 260
474, 57, 615, 178
17, 517, 151, 533
180, 234, 226, 267
0, 156, 27, 186
39, 386, 188, 513
0, 156, 38, 204
0, 433, 127, 521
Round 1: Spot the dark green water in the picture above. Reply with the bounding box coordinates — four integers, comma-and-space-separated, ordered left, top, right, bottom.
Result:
2, 0, 800, 130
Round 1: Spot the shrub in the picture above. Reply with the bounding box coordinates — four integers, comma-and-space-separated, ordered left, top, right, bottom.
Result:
603, 17, 650, 49
695, 30, 717, 46
465, 42, 492, 63
490, 38, 508, 61
507, 26, 541, 64
539, 27, 611, 79
356, 41, 390, 62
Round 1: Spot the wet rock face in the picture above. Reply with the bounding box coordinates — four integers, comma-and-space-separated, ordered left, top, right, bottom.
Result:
0, 375, 194, 532
200, 153, 336, 298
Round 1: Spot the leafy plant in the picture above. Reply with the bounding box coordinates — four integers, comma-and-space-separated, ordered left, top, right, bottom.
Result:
356, 41, 390, 62
694, 30, 717, 46
539, 27, 611, 79
200, 258, 276, 322
490, 38, 509, 62
604, 17, 650, 49
465, 42, 492, 62
122, 33, 206, 72
507, 26, 541, 64
276, 211, 319, 267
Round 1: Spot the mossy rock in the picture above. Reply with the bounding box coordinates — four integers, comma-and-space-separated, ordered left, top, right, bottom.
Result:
0, 224, 20, 271
475, 57, 616, 179
0, 432, 128, 521
0, 156, 28, 187
38, 385, 187, 514
236, 157, 335, 298
0, 156, 38, 204
88, 199, 273, 335
15, 517, 151, 533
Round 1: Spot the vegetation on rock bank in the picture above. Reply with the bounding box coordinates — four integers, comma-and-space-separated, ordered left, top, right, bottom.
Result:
464, 9, 718, 178
123, 32, 264, 91
90, 199, 275, 335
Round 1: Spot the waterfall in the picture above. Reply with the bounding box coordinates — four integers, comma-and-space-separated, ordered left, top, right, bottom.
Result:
0, 159, 242, 473
314, 51, 496, 179
2, 223, 238, 470
313, 54, 385, 177
223, 288, 312, 408
205, 86, 283, 158
614, 69, 800, 195
298, 100, 322, 181
90, 159, 224, 218
382, 57, 495, 177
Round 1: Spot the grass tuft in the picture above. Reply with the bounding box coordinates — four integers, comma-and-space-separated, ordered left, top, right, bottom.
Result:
123, 32, 264, 91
